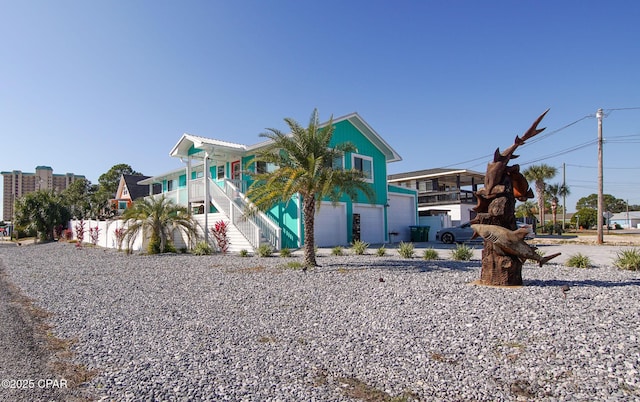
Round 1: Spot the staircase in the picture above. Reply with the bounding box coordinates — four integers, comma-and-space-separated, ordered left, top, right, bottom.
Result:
192, 213, 254, 253
205, 179, 281, 251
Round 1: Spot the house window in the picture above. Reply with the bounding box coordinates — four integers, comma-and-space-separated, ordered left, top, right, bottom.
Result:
256, 161, 277, 174
118, 201, 128, 210
167, 180, 174, 192
352, 154, 373, 182
217, 165, 225, 180
326, 154, 344, 170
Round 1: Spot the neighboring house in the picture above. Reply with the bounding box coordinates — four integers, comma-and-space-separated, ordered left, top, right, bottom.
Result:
387, 168, 484, 226
109, 174, 161, 214
610, 211, 640, 229
137, 113, 418, 251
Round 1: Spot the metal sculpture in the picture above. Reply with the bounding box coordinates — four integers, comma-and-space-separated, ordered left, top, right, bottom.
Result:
471, 109, 560, 286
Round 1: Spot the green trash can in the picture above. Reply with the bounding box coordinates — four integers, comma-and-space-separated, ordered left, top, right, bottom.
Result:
409, 226, 420, 242
420, 226, 430, 242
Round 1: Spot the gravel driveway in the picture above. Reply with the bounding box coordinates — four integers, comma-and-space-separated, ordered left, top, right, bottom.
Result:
1, 242, 639, 401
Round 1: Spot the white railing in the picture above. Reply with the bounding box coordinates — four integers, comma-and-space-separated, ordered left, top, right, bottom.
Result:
223, 179, 281, 250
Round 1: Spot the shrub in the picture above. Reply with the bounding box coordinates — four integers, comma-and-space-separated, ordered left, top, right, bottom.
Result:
279, 248, 292, 258
114, 227, 125, 251
284, 261, 305, 270
331, 246, 344, 256
351, 240, 369, 255
211, 220, 230, 253
376, 246, 387, 257
257, 244, 273, 257
614, 248, 640, 271
397, 241, 414, 259
193, 241, 213, 256
74, 220, 85, 248
147, 233, 176, 254
451, 244, 473, 261
565, 253, 592, 268
63, 229, 73, 241
239, 249, 249, 257
423, 248, 439, 260
89, 226, 100, 246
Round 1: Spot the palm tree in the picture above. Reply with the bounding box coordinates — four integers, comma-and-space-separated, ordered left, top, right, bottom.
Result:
13, 190, 70, 241
121, 195, 199, 253
523, 164, 557, 233
246, 109, 374, 267
546, 183, 571, 233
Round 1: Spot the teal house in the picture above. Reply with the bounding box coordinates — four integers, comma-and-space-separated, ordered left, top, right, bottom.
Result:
138, 113, 417, 251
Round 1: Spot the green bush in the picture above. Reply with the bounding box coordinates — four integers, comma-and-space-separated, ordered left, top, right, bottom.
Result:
257, 244, 273, 257
565, 253, 592, 268
331, 246, 344, 256
614, 248, 640, 271
397, 241, 415, 259
239, 249, 250, 257
423, 248, 439, 260
376, 246, 387, 257
279, 248, 292, 258
192, 241, 212, 256
351, 240, 369, 255
147, 234, 176, 254
451, 244, 473, 261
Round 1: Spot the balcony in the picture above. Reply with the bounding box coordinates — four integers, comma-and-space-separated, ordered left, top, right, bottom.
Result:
417, 189, 476, 206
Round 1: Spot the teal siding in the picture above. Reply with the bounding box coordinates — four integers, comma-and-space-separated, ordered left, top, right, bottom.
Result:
178, 174, 187, 187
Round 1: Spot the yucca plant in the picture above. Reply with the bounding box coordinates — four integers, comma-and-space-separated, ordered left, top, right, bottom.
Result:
376, 246, 387, 257
451, 244, 473, 261
565, 253, 592, 268
351, 240, 369, 255
423, 248, 439, 260
331, 246, 344, 256
239, 249, 249, 257
614, 248, 640, 271
397, 241, 415, 259
193, 241, 212, 256
279, 248, 292, 258
257, 244, 273, 257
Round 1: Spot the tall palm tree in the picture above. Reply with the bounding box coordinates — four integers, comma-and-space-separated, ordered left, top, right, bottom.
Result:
121, 195, 199, 253
246, 109, 375, 267
523, 164, 557, 233
546, 183, 571, 233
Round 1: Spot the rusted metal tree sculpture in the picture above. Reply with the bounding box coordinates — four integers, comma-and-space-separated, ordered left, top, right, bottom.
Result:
471, 110, 560, 286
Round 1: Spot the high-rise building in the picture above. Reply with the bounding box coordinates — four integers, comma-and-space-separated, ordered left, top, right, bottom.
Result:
1, 166, 85, 221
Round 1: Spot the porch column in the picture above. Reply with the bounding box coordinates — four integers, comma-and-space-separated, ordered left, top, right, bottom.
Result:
204, 150, 210, 243
185, 158, 192, 210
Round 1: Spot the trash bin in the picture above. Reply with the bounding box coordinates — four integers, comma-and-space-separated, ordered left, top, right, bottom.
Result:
420, 226, 430, 242
410, 225, 430, 242
409, 226, 419, 242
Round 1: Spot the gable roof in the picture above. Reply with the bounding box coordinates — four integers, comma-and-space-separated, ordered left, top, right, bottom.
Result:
170, 133, 247, 159
170, 113, 402, 163
115, 174, 154, 200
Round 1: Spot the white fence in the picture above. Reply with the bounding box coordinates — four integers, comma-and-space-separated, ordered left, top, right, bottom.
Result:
68, 219, 143, 251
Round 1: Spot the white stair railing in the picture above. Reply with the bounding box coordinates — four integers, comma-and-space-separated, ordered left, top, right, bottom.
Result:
223, 179, 281, 250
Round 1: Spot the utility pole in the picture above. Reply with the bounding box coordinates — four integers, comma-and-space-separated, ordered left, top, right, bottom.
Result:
562, 162, 566, 232
597, 108, 604, 244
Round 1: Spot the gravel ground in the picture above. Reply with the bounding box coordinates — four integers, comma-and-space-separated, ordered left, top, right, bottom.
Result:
1, 242, 640, 401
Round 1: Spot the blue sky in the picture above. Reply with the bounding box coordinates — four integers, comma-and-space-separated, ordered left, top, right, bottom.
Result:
1, 0, 639, 217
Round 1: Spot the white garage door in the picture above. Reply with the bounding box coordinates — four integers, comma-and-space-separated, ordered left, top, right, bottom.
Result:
387, 194, 417, 242
353, 204, 384, 245
314, 202, 347, 247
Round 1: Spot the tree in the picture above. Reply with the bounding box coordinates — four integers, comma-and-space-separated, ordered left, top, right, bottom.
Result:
523, 164, 557, 233
121, 195, 198, 254
546, 183, 570, 234
13, 190, 71, 241
575, 193, 627, 213
572, 207, 598, 229
246, 109, 375, 267
515, 200, 537, 223
62, 178, 99, 219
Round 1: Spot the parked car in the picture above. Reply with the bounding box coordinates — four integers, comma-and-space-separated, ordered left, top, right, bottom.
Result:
435, 222, 479, 244
436, 222, 535, 244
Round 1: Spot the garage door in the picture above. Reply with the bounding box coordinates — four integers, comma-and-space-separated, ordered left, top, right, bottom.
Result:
314, 202, 347, 247
353, 204, 384, 244
387, 194, 417, 242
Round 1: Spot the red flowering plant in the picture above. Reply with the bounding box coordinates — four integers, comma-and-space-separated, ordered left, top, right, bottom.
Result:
114, 227, 125, 251
89, 226, 100, 246
74, 220, 85, 248
210, 220, 230, 254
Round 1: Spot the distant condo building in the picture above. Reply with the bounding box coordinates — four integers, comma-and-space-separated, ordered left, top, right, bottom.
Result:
1, 166, 85, 221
